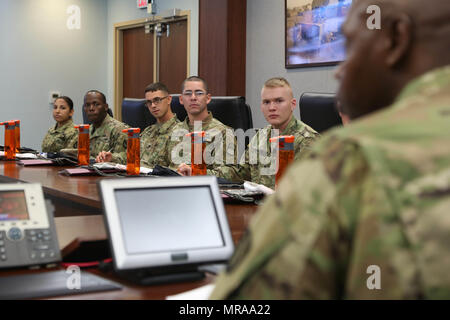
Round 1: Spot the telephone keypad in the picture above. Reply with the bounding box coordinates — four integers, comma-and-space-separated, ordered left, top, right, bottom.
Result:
0, 232, 5, 261
25, 229, 57, 263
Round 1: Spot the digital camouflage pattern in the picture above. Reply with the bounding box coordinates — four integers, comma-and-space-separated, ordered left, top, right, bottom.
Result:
41, 120, 77, 152
140, 115, 180, 168
210, 116, 319, 189
211, 66, 450, 299
167, 112, 237, 171
66, 114, 129, 164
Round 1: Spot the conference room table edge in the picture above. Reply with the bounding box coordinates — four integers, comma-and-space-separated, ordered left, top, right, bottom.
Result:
0, 160, 260, 300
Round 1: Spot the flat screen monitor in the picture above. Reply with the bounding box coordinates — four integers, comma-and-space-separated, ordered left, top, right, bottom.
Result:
98, 176, 234, 272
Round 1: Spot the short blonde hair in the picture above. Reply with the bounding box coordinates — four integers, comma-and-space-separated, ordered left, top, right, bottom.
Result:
263, 77, 293, 98
263, 77, 292, 89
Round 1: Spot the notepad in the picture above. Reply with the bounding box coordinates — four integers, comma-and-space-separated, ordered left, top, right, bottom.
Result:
0, 270, 122, 300
17, 159, 54, 166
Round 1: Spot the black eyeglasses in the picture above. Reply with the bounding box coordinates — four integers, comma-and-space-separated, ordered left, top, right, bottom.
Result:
145, 96, 169, 106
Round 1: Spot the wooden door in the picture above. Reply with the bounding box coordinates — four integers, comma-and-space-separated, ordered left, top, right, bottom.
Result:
123, 27, 154, 99
158, 20, 188, 94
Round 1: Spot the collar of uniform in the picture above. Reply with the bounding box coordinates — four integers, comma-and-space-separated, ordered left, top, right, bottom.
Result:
91, 114, 111, 135
186, 111, 213, 131
52, 119, 74, 133
156, 115, 178, 134
268, 115, 298, 136
394, 65, 450, 107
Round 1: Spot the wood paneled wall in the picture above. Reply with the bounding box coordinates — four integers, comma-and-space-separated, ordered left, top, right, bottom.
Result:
199, 0, 247, 97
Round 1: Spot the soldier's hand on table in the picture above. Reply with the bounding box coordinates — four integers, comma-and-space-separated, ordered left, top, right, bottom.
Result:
177, 163, 192, 176
96, 151, 112, 163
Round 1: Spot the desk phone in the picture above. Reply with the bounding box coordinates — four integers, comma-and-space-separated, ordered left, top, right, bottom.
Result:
0, 183, 61, 269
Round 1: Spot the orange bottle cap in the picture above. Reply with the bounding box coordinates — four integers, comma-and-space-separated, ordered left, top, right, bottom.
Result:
1, 120, 16, 126
75, 124, 90, 129
270, 135, 295, 143
122, 128, 141, 134
186, 131, 206, 137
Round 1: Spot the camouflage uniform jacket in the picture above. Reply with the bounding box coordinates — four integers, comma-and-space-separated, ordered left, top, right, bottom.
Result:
211, 65, 450, 299
92, 115, 129, 164
210, 116, 319, 189
66, 114, 129, 164
41, 120, 77, 153
140, 115, 180, 168
167, 112, 237, 171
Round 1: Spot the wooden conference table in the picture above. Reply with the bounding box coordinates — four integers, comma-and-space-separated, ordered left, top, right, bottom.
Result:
0, 160, 260, 299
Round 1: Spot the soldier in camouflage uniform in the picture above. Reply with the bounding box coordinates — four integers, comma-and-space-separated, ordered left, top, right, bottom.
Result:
96, 83, 180, 167
208, 78, 319, 189
211, 0, 450, 299
42, 96, 77, 152
169, 76, 237, 171
66, 90, 128, 164
139, 82, 179, 168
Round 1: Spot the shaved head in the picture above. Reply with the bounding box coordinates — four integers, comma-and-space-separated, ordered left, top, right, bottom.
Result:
336, 0, 450, 120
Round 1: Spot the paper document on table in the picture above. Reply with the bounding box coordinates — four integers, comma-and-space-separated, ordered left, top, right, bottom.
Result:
0, 151, 38, 159
15, 153, 38, 159
166, 284, 216, 300
244, 181, 274, 195
93, 162, 153, 174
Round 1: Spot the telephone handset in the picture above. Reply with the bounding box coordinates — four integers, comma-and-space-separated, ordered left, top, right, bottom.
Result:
0, 183, 61, 269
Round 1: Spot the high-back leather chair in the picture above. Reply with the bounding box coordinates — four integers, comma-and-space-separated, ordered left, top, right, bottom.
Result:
121, 95, 253, 132
121, 98, 153, 131
170, 95, 253, 132
299, 92, 342, 133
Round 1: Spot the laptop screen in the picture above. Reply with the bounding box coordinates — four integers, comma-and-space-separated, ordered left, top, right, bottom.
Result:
114, 186, 225, 254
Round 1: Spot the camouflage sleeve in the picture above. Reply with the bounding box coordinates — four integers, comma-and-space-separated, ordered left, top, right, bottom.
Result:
41, 131, 52, 153
294, 132, 320, 161
42, 127, 78, 153
140, 131, 173, 168
67, 133, 78, 149
204, 128, 237, 171
167, 127, 190, 170
210, 138, 390, 300
65, 129, 78, 149
208, 147, 251, 183
109, 129, 128, 165
206, 128, 245, 181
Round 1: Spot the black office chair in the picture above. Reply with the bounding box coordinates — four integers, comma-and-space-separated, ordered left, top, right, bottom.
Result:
170, 95, 253, 132
82, 107, 114, 125
121, 98, 154, 131
120, 95, 254, 135
298, 92, 342, 133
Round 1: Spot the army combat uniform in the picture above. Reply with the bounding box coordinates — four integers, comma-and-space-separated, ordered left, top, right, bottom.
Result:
210, 116, 319, 189
167, 112, 237, 171
41, 120, 77, 153
67, 114, 129, 164
211, 66, 450, 299
140, 115, 180, 168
